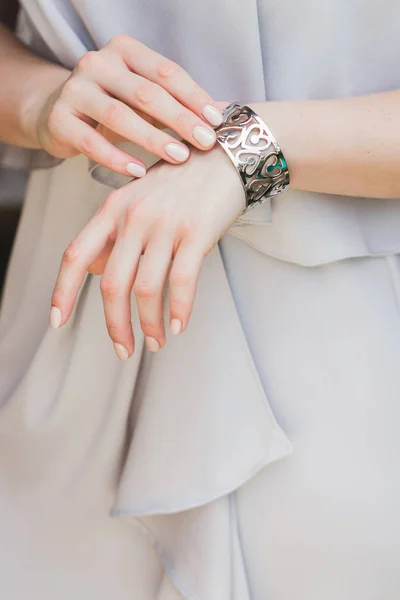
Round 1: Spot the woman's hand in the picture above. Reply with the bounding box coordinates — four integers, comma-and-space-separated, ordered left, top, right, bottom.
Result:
50, 146, 245, 358
30, 34, 223, 178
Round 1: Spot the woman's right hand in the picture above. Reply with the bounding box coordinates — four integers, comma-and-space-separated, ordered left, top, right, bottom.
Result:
32, 34, 223, 178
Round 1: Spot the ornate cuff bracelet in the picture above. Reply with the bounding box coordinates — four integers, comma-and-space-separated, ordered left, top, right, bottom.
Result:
215, 102, 290, 213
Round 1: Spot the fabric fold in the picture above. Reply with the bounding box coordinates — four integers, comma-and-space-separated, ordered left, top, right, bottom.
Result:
113, 243, 291, 515
110, 243, 291, 599
1, 1, 400, 597
0, 148, 291, 598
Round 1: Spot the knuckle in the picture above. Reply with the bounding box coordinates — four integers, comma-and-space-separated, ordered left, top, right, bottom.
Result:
179, 219, 202, 241
152, 211, 173, 233
133, 280, 160, 299
124, 203, 141, 227
99, 190, 124, 215
76, 51, 100, 72
61, 76, 81, 97
171, 298, 191, 314
100, 150, 123, 175
102, 101, 124, 127
107, 33, 132, 50
121, 201, 147, 230
142, 129, 162, 155
140, 319, 162, 336
169, 269, 194, 289
63, 242, 81, 266
46, 104, 67, 137
175, 111, 193, 131
134, 81, 154, 105
189, 85, 211, 106
156, 59, 181, 79
78, 134, 95, 157
100, 276, 124, 298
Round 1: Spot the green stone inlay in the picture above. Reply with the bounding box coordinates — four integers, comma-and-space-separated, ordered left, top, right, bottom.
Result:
266, 157, 286, 174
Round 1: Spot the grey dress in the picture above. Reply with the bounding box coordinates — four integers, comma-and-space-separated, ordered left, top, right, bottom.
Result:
1, 1, 400, 598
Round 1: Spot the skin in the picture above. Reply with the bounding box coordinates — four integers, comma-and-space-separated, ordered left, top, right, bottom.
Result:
52, 146, 245, 357
0, 24, 223, 175
1, 26, 400, 358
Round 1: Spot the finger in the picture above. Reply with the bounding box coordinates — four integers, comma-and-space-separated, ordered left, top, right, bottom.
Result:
100, 208, 145, 358
133, 234, 174, 352
54, 110, 147, 177
104, 35, 224, 127
93, 67, 217, 151
51, 197, 121, 327
87, 238, 115, 275
169, 240, 204, 336
74, 83, 191, 164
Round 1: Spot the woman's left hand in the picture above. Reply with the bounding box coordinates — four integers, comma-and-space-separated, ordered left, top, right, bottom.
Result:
50, 146, 245, 358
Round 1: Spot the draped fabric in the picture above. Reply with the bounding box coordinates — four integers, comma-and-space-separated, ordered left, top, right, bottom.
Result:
0, 153, 292, 599
1, 2, 400, 598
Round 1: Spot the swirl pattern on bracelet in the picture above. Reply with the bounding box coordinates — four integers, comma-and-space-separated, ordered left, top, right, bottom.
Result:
215, 103, 290, 212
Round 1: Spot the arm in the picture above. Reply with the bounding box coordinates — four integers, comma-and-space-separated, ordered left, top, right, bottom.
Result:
251, 91, 400, 199
0, 23, 69, 147
51, 92, 400, 356
51, 84, 400, 359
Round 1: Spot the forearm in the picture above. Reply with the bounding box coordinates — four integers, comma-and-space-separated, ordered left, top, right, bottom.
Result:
0, 23, 69, 147
249, 92, 400, 199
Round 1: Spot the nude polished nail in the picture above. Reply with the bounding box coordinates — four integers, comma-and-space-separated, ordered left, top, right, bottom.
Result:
170, 319, 182, 335
126, 163, 146, 177
114, 343, 129, 360
202, 104, 224, 127
165, 143, 190, 162
146, 337, 160, 352
50, 306, 62, 329
192, 125, 216, 148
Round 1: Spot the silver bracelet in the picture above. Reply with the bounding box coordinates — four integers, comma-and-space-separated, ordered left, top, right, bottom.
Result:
215, 103, 290, 213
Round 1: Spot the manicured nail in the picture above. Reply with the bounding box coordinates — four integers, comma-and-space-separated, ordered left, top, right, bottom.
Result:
114, 343, 129, 360
170, 319, 182, 335
165, 143, 190, 163
126, 162, 146, 177
50, 306, 62, 329
192, 125, 216, 148
202, 104, 224, 127
146, 336, 160, 352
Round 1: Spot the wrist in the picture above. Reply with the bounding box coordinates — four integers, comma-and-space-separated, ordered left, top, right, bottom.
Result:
204, 143, 247, 212
19, 64, 70, 148
249, 100, 317, 192
180, 143, 246, 213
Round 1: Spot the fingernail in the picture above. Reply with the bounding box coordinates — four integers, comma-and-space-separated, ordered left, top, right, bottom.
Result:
50, 306, 62, 329
202, 104, 224, 127
192, 125, 216, 148
165, 143, 190, 163
114, 343, 129, 360
126, 162, 147, 177
146, 336, 160, 352
170, 319, 182, 335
